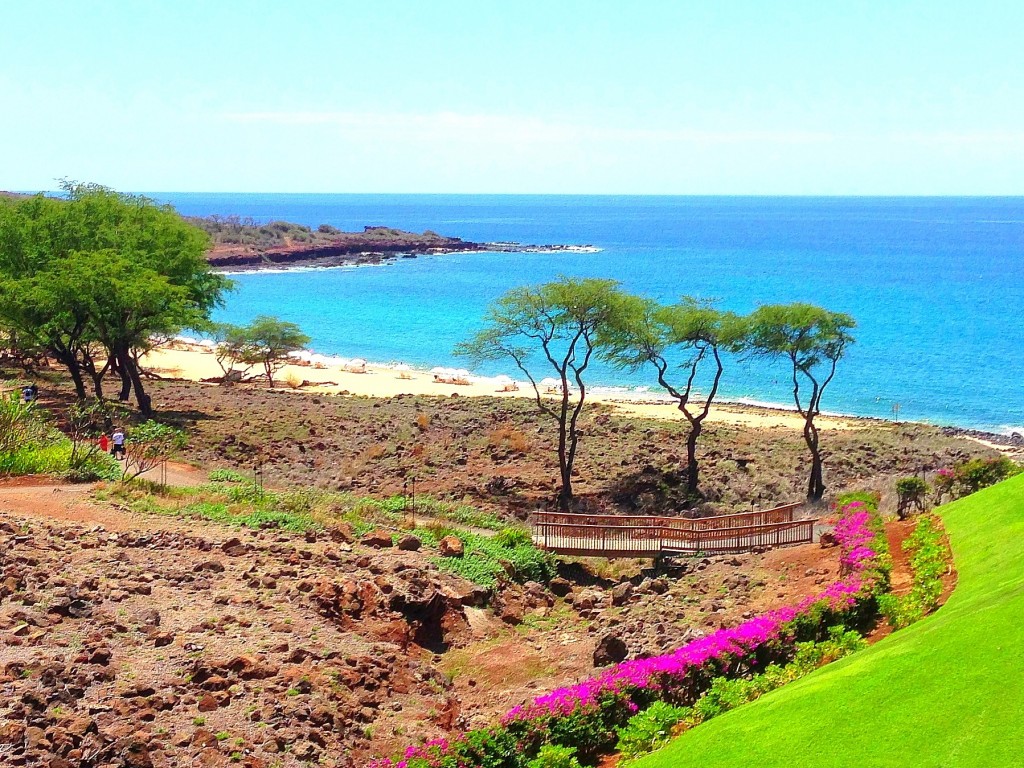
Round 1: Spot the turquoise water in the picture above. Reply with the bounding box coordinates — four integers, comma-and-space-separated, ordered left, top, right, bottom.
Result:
156, 194, 1024, 433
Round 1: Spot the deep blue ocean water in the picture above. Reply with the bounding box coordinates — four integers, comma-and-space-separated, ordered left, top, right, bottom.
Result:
155, 194, 1024, 433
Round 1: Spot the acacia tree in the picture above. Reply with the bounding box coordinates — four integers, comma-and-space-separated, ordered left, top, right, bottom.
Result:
210, 322, 255, 382
744, 303, 855, 502
604, 297, 744, 498
456, 277, 626, 511
236, 316, 310, 387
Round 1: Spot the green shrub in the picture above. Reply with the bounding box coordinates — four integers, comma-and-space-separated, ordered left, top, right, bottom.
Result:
615, 702, 690, 760
895, 476, 929, 519
527, 744, 581, 768
495, 527, 533, 548
835, 490, 881, 509
208, 468, 248, 483
953, 456, 1020, 496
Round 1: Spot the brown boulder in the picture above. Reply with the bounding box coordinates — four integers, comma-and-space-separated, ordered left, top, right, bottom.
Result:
611, 581, 634, 606
438, 536, 464, 557
221, 537, 247, 556
396, 534, 422, 551
549, 577, 572, 597
361, 530, 394, 548
593, 633, 628, 667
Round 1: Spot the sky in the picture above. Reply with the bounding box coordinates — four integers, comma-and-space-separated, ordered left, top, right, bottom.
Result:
2, 1, 1023, 194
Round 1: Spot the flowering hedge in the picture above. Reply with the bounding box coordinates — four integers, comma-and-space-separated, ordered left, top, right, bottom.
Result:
371, 496, 889, 768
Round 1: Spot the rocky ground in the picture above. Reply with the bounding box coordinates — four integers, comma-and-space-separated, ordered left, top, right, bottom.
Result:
135, 378, 996, 519
0, 483, 846, 768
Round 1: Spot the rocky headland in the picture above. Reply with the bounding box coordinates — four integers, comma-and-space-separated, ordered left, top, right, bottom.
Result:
196, 218, 591, 272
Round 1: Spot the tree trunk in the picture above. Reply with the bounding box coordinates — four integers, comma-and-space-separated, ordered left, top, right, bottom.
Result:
68, 361, 87, 399
685, 419, 702, 497
556, 419, 571, 511
807, 450, 825, 501
113, 356, 132, 402
118, 348, 152, 416
804, 417, 825, 501
50, 347, 87, 399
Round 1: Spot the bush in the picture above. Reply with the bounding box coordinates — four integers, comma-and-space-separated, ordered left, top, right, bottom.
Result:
208, 468, 248, 483
526, 745, 581, 768
494, 527, 533, 548
615, 702, 690, 760
953, 456, 1020, 496
895, 476, 929, 519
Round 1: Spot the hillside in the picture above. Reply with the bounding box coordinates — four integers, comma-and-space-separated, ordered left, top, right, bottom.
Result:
638, 473, 1024, 768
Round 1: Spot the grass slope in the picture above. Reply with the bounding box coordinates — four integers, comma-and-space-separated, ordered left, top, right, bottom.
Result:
638, 474, 1024, 768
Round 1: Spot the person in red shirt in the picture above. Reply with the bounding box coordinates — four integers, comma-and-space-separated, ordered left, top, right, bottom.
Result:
98, 434, 110, 454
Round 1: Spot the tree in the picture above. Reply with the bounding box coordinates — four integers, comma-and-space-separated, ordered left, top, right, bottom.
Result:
456, 277, 626, 511
210, 322, 255, 382
744, 303, 855, 502
603, 297, 745, 498
0, 183, 231, 413
236, 316, 310, 387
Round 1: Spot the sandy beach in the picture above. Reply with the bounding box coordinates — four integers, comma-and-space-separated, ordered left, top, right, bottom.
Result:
142, 340, 871, 432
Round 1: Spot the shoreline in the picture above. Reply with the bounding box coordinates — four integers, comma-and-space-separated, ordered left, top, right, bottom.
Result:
141, 340, 1023, 448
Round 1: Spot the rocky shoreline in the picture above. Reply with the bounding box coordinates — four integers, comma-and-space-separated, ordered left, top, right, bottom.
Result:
203, 224, 595, 273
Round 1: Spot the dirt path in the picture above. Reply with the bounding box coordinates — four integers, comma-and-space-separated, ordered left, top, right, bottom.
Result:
886, 518, 917, 596
0, 461, 207, 531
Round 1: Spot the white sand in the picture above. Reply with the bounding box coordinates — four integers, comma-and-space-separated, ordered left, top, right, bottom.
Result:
142, 342, 870, 432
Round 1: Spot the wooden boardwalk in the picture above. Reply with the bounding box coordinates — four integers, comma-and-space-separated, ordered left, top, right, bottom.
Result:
531, 503, 816, 558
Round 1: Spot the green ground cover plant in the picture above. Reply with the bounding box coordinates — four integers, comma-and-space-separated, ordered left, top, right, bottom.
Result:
109, 474, 520, 544
615, 627, 866, 762
636, 473, 1024, 768
413, 525, 556, 587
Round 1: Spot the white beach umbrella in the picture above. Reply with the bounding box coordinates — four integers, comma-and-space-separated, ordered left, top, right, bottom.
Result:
493, 375, 514, 385
540, 377, 561, 387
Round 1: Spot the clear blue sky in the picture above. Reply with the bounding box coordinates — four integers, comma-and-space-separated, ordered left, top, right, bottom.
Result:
3, 1, 1022, 194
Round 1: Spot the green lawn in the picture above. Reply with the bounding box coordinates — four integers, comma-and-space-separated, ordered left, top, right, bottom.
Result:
638, 473, 1024, 768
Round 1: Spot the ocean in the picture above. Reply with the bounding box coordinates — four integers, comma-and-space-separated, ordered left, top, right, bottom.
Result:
155, 194, 1024, 434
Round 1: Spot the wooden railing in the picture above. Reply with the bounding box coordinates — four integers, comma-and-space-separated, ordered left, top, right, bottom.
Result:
530, 503, 815, 557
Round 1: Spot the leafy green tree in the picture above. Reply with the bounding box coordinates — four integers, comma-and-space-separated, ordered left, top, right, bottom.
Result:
603, 296, 745, 498
0, 183, 230, 413
744, 303, 855, 501
456, 277, 626, 511
210, 322, 254, 382
235, 316, 310, 387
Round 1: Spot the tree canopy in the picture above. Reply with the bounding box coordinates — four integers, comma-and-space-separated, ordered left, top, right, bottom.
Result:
0, 182, 231, 413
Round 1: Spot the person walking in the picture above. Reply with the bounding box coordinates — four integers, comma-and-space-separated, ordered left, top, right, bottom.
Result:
98, 433, 110, 454
111, 427, 126, 460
